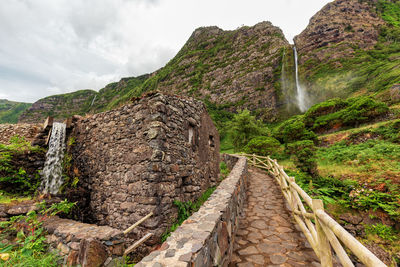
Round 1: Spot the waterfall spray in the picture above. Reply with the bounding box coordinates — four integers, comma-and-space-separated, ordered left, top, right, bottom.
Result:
40, 122, 66, 195
293, 46, 308, 112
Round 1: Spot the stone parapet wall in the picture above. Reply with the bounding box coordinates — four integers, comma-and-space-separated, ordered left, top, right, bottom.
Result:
136, 155, 248, 267
0, 123, 41, 144
43, 216, 125, 267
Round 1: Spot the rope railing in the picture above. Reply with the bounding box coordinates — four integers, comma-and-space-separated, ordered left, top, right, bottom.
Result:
237, 153, 386, 267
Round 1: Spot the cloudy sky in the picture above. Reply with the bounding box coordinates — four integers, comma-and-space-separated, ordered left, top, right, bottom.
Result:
0, 0, 332, 103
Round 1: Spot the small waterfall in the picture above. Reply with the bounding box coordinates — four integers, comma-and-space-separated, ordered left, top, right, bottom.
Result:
293, 46, 308, 112
40, 122, 67, 195
89, 94, 97, 108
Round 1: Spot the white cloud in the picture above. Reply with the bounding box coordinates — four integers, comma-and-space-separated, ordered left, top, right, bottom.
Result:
0, 0, 332, 103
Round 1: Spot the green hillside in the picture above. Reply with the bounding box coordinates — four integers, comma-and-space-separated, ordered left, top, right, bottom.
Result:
0, 99, 31, 124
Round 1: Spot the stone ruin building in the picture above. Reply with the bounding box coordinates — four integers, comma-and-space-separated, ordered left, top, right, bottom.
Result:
68, 92, 220, 245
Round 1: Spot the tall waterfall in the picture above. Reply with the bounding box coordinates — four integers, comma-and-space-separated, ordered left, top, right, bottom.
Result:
293, 46, 308, 112
40, 122, 66, 195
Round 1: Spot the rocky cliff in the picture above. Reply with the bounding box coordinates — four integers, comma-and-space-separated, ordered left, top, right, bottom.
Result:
294, 0, 400, 104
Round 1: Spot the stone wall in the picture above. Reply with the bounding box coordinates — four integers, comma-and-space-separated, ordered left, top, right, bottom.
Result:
43, 216, 125, 267
0, 123, 41, 144
70, 93, 220, 245
136, 155, 248, 267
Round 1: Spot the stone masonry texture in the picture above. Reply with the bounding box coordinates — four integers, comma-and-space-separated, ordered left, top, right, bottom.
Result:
135, 155, 248, 267
70, 93, 220, 245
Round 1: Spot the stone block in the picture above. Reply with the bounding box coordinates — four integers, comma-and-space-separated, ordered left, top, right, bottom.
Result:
78, 238, 108, 267
43, 116, 53, 131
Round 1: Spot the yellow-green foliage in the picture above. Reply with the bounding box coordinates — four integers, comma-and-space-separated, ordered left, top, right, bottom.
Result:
0, 136, 44, 194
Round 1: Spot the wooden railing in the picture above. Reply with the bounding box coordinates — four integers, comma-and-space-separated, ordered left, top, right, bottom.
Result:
238, 153, 386, 267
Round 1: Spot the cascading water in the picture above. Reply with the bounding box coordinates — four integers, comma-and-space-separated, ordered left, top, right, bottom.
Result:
40, 122, 66, 195
293, 46, 308, 112
89, 94, 97, 108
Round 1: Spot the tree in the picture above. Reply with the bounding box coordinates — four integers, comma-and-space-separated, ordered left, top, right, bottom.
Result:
287, 140, 318, 178
228, 109, 263, 151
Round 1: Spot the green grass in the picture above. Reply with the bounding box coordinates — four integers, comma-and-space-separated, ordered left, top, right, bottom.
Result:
0, 100, 31, 124
0, 193, 31, 204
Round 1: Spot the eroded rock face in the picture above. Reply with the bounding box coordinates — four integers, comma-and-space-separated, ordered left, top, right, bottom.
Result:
152, 21, 289, 116
295, 0, 384, 63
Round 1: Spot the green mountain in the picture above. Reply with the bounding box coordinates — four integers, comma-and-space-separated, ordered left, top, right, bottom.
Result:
0, 99, 31, 124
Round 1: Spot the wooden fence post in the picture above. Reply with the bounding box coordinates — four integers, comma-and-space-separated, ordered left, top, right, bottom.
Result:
313, 199, 333, 267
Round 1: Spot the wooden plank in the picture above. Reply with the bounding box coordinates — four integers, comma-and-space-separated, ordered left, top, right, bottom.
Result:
293, 214, 319, 258
319, 220, 355, 267
316, 210, 386, 267
124, 212, 154, 235
124, 233, 153, 255
313, 199, 333, 267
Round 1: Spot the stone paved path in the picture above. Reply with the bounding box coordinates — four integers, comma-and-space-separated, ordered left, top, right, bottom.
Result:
230, 167, 320, 267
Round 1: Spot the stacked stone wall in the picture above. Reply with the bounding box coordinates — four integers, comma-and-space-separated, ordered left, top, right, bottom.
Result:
136, 155, 248, 267
0, 123, 40, 144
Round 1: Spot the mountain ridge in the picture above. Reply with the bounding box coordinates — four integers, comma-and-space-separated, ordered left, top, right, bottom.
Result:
8, 0, 400, 124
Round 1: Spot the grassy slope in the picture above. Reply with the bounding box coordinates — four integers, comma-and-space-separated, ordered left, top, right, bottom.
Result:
0, 100, 31, 124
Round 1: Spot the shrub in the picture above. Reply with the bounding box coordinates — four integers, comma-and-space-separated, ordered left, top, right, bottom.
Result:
273, 116, 317, 144
365, 223, 398, 241
341, 97, 389, 125
244, 136, 281, 157
304, 98, 346, 127
303, 96, 389, 132
227, 109, 263, 151
287, 140, 319, 178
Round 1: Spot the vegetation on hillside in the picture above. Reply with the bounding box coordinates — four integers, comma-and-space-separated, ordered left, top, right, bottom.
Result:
18, 90, 97, 123
0, 100, 31, 124
0, 200, 75, 266
0, 136, 44, 194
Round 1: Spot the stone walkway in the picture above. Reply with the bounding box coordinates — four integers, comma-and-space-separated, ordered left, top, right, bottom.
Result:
230, 167, 320, 267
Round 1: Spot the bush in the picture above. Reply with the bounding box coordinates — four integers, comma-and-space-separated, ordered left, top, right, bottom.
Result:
228, 109, 263, 151
340, 97, 389, 126
365, 223, 398, 241
304, 98, 346, 127
287, 140, 318, 178
273, 116, 317, 144
303, 96, 389, 132
244, 136, 281, 157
